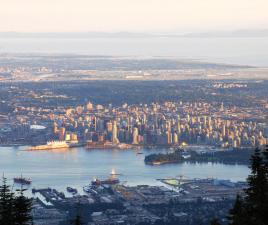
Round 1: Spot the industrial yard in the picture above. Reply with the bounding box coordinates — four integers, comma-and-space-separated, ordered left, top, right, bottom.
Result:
30, 178, 246, 225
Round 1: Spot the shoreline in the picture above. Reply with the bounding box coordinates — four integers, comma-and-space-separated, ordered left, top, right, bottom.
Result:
144, 149, 253, 166
0, 143, 247, 150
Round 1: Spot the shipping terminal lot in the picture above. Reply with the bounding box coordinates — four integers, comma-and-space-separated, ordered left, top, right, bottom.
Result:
30, 178, 246, 225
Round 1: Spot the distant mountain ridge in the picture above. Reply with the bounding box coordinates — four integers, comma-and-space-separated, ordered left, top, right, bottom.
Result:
0, 29, 268, 38
182, 29, 268, 37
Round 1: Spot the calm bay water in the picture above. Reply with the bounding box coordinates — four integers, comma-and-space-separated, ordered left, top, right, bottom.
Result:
0, 37, 268, 66
0, 146, 249, 193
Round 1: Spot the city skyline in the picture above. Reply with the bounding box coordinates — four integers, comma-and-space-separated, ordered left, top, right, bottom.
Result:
1, 1, 268, 224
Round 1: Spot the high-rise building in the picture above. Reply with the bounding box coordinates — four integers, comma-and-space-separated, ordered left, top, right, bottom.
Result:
107, 122, 113, 132
220, 102, 224, 111
65, 132, 71, 141
76, 106, 84, 115
86, 102, 94, 111
112, 121, 119, 144
66, 108, 73, 116
71, 133, 78, 142
173, 132, 178, 144
167, 130, 172, 144
264, 126, 268, 138
59, 127, 66, 141
222, 125, 226, 137
132, 127, 139, 145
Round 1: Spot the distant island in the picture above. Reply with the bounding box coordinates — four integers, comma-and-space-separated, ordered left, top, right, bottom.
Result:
144, 148, 253, 165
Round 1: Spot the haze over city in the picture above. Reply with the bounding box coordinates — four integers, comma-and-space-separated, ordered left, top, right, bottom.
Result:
1, 0, 267, 33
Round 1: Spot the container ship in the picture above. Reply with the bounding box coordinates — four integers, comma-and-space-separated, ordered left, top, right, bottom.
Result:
29, 141, 70, 150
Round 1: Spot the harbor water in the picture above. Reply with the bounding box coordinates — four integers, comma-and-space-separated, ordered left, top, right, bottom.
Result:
0, 146, 250, 193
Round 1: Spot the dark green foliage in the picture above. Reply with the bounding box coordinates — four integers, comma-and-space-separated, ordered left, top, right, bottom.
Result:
210, 218, 221, 225
13, 188, 33, 225
0, 176, 15, 225
144, 150, 184, 165
227, 195, 247, 225
0, 176, 33, 225
144, 149, 252, 165
70, 215, 84, 225
228, 145, 268, 225
70, 201, 84, 225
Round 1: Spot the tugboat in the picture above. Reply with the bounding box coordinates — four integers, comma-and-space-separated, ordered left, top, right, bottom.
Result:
13, 176, 32, 185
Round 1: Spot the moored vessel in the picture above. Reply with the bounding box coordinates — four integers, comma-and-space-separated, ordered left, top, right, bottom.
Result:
91, 177, 120, 185
67, 187, 78, 194
28, 141, 70, 150
14, 176, 32, 185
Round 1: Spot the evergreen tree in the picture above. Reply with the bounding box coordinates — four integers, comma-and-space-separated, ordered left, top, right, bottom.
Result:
70, 200, 84, 225
0, 176, 33, 225
228, 145, 268, 225
0, 176, 15, 225
227, 195, 248, 225
210, 218, 221, 225
244, 145, 268, 225
13, 186, 33, 225
70, 215, 83, 225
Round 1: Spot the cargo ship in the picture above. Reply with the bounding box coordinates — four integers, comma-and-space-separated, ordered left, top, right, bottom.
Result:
14, 177, 32, 185
91, 177, 120, 185
28, 141, 70, 150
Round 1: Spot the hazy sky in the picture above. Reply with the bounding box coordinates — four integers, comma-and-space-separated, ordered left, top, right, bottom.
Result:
1, 0, 267, 32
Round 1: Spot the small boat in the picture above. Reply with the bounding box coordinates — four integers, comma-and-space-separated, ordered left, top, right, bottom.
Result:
110, 168, 122, 176
83, 186, 91, 193
83, 185, 98, 194
66, 187, 78, 194
14, 176, 32, 185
